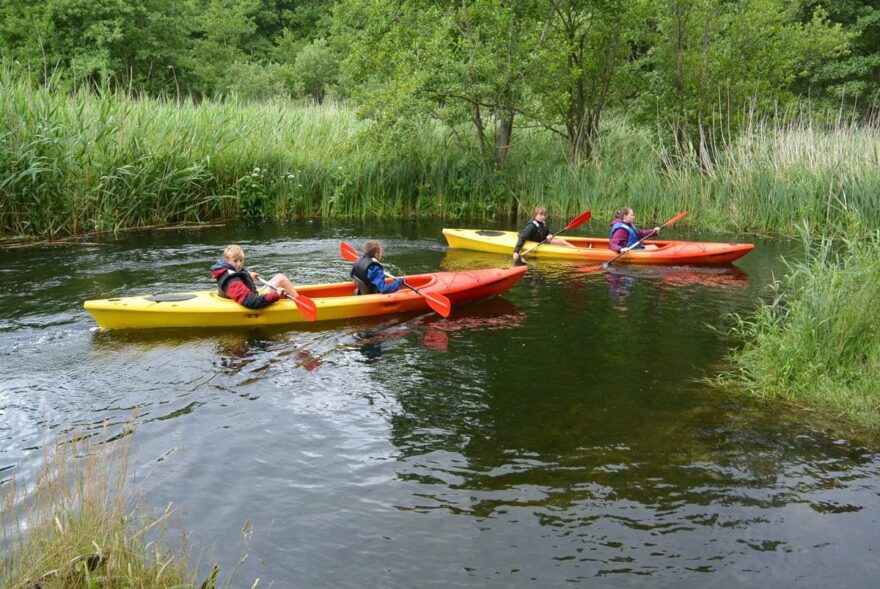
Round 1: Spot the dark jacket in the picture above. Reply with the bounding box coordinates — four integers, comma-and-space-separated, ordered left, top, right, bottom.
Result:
210, 260, 280, 309
513, 219, 551, 254
350, 255, 403, 294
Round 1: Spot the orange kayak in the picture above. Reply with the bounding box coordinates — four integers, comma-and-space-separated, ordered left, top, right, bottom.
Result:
84, 266, 527, 330
443, 228, 754, 265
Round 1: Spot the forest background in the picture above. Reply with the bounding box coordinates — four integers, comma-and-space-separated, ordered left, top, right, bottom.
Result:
3, 0, 880, 238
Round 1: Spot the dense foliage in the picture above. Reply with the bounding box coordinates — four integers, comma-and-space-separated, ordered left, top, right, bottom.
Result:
0, 1, 872, 162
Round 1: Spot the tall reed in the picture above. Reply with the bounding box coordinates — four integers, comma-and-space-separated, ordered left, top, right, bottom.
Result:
4, 65, 880, 238
0, 427, 196, 588
718, 229, 880, 431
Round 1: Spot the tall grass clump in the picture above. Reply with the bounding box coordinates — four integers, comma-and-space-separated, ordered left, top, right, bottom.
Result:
688, 108, 880, 234
1, 428, 196, 588
718, 229, 880, 431
5, 61, 880, 239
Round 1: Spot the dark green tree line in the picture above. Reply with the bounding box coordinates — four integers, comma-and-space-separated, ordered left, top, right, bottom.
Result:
0, 0, 873, 163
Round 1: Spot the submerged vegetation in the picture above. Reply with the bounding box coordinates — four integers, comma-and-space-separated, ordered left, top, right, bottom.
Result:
720, 231, 880, 431
3, 71, 880, 240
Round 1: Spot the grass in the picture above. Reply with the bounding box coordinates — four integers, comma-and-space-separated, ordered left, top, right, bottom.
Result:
0, 424, 226, 589
4, 66, 880, 239
718, 228, 880, 431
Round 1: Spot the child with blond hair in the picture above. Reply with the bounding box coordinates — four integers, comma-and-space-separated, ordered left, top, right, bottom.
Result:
210, 244, 300, 309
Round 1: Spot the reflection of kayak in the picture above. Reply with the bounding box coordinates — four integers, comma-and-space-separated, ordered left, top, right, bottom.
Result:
596, 266, 751, 288
84, 266, 527, 330
653, 266, 749, 288
443, 228, 754, 265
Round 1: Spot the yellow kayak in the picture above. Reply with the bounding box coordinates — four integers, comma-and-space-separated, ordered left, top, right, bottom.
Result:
442, 228, 754, 265
84, 266, 527, 330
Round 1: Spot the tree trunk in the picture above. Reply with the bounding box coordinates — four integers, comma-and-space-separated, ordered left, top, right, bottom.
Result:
473, 103, 488, 156
494, 109, 514, 168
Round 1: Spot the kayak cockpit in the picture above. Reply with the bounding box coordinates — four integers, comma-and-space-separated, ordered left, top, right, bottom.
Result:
566, 237, 673, 252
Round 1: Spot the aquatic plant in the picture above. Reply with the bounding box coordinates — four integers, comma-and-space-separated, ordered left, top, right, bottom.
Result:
720, 229, 880, 431
0, 425, 196, 587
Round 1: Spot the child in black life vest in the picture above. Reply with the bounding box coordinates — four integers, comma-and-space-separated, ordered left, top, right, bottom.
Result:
210, 244, 299, 309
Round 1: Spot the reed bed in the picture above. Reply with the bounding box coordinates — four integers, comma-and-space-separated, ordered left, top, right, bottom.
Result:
719, 230, 880, 431
3, 68, 880, 238
0, 427, 200, 588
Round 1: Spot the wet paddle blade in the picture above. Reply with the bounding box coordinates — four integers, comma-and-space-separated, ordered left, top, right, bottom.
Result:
293, 294, 318, 321
422, 291, 452, 318
340, 241, 359, 262
563, 209, 592, 232
403, 283, 452, 317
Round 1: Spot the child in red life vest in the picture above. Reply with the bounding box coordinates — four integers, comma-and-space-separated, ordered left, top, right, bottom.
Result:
210, 244, 299, 309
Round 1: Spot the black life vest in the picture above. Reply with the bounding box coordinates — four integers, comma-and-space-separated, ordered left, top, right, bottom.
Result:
216, 269, 257, 299
350, 255, 380, 295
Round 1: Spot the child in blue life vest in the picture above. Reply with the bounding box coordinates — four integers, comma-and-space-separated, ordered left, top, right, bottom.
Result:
350, 240, 403, 295
512, 205, 574, 262
210, 244, 299, 309
609, 207, 660, 253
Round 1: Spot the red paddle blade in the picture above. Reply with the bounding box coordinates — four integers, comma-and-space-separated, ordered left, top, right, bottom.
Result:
563, 209, 592, 232
423, 292, 452, 318
294, 294, 318, 321
576, 263, 606, 273
340, 241, 359, 262
403, 282, 452, 317
663, 211, 688, 228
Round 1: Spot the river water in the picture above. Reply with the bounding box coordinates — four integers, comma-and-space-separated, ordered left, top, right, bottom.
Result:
2, 220, 878, 587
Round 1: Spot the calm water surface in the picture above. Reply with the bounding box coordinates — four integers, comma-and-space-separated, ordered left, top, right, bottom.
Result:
2, 220, 878, 587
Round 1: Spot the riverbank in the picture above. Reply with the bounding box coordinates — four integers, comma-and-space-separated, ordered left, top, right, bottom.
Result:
719, 231, 880, 432
4, 71, 880, 239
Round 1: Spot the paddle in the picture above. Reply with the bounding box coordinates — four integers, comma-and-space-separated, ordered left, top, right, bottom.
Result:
340, 241, 452, 318
255, 277, 318, 321
582, 211, 689, 272
516, 209, 592, 262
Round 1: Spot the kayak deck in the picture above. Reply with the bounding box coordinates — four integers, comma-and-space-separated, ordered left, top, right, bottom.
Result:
442, 228, 754, 265
84, 266, 527, 330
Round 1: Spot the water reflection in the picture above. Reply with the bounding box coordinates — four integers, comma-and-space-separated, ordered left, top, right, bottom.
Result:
349, 298, 526, 359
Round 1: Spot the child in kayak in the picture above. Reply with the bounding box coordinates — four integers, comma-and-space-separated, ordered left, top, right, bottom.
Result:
210, 244, 300, 308
350, 240, 404, 295
609, 207, 660, 253
512, 205, 574, 261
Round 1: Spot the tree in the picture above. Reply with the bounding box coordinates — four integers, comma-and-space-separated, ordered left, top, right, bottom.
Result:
637, 0, 850, 158
530, 0, 649, 161
334, 0, 539, 167
292, 38, 338, 103
182, 0, 260, 95
0, 0, 191, 94
796, 1, 880, 115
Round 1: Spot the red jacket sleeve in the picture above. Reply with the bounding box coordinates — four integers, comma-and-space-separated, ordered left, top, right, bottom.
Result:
226, 279, 280, 308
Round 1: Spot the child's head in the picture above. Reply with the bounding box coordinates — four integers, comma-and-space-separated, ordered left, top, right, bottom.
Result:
533, 205, 548, 220
363, 240, 382, 259
223, 244, 245, 270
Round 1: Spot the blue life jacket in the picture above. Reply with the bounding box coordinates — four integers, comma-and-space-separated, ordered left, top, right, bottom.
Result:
609, 222, 644, 249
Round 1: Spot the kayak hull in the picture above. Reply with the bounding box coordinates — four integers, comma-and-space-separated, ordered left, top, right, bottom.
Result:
442, 228, 754, 265
84, 266, 527, 330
